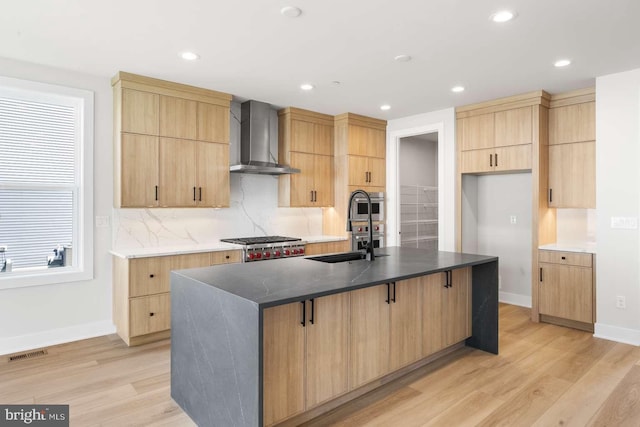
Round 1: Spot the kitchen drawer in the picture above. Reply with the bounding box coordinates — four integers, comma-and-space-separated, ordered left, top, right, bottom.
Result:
129, 293, 171, 337
211, 250, 242, 265
538, 250, 592, 267
129, 256, 172, 297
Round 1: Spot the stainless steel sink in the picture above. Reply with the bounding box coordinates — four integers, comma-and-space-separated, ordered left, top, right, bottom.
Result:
306, 252, 389, 263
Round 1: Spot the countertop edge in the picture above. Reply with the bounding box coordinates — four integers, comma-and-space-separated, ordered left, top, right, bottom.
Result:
538, 243, 596, 254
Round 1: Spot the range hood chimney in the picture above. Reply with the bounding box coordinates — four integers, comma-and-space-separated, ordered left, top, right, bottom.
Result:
230, 100, 300, 175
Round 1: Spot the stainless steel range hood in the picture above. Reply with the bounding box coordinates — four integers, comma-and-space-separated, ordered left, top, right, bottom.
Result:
230, 100, 300, 175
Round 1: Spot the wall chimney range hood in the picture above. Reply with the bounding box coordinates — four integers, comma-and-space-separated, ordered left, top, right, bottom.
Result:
230, 100, 300, 175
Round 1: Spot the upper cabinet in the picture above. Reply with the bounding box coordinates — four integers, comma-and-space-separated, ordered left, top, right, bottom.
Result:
278, 107, 335, 207
548, 88, 596, 208
458, 103, 535, 174
113, 72, 232, 208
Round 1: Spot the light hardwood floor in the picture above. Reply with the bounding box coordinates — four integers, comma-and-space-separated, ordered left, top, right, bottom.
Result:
2, 304, 639, 426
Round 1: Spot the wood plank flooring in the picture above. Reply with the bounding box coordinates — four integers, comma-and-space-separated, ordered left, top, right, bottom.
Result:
1, 304, 639, 426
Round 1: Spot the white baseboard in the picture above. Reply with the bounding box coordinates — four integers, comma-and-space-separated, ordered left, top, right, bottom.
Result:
0, 320, 116, 356
499, 291, 532, 308
594, 322, 640, 346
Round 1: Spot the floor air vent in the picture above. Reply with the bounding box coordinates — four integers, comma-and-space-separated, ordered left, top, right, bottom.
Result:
8, 349, 48, 362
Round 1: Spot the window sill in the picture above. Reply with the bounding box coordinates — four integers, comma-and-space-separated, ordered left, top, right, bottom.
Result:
0, 266, 93, 290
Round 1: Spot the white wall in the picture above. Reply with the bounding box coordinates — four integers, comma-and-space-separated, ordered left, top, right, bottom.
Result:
463, 173, 532, 307
0, 57, 114, 355
387, 108, 456, 250
399, 135, 438, 187
595, 67, 640, 345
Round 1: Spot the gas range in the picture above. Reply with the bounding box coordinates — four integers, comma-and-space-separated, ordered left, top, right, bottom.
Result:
220, 236, 306, 262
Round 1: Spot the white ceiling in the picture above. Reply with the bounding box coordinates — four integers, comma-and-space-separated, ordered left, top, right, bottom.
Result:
2, 0, 640, 120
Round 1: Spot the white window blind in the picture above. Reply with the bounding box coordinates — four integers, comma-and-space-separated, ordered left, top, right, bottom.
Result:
0, 93, 77, 270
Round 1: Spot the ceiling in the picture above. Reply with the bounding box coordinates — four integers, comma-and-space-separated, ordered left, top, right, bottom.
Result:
2, 0, 640, 120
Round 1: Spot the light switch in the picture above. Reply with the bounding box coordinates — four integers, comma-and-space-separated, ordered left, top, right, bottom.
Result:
96, 216, 110, 228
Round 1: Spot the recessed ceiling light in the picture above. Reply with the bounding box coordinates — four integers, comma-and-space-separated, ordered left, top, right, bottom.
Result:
451, 86, 465, 93
281, 6, 302, 17
300, 83, 314, 91
180, 51, 200, 61
380, 105, 391, 111
490, 10, 516, 23
394, 54, 412, 62
554, 59, 572, 68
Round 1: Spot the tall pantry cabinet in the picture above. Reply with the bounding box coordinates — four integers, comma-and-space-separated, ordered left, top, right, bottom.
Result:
455, 91, 557, 323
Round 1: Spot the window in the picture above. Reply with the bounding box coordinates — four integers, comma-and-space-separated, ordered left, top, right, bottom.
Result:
0, 76, 93, 288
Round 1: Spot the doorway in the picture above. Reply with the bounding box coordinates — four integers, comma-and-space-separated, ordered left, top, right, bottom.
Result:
398, 133, 438, 249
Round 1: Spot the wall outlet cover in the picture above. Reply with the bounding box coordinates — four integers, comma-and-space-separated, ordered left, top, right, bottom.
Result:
616, 296, 626, 309
96, 216, 110, 228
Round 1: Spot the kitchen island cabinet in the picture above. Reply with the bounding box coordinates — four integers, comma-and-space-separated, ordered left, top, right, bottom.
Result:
170, 247, 498, 426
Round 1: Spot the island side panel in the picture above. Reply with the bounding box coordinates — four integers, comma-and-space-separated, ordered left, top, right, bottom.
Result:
466, 260, 499, 354
171, 271, 260, 427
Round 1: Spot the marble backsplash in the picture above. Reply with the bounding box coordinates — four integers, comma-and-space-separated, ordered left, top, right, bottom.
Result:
113, 173, 323, 249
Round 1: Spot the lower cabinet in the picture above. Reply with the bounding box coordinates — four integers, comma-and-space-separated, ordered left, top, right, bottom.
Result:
262, 267, 472, 426
422, 268, 472, 357
538, 250, 594, 327
263, 293, 349, 426
349, 285, 391, 389
113, 250, 242, 346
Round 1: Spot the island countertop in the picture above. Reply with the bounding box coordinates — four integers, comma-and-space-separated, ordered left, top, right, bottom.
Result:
172, 246, 498, 308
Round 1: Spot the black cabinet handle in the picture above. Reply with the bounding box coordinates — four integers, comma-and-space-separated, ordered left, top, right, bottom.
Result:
199, 187, 202, 201
314, 191, 317, 202
193, 187, 196, 201
392, 282, 396, 303
155, 185, 158, 201
300, 300, 306, 327
539, 267, 543, 282
489, 154, 493, 167
149, 274, 155, 278
225, 255, 230, 259
310, 298, 315, 325
149, 312, 155, 317
310, 191, 314, 202
495, 153, 498, 167
444, 270, 452, 288
386, 283, 391, 304
549, 188, 553, 203
561, 256, 566, 260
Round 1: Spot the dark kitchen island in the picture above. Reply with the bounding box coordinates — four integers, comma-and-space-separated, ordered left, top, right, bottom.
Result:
170, 246, 498, 427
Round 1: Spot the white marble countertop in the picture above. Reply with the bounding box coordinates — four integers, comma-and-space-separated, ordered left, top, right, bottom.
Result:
539, 242, 596, 254
110, 235, 348, 259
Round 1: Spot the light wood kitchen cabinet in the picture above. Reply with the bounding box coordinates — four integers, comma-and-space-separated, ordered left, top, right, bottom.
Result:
324, 113, 386, 238
113, 72, 231, 208
121, 89, 159, 135
548, 90, 596, 208
548, 141, 595, 208
349, 284, 391, 389
158, 138, 230, 207
159, 96, 197, 140
539, 250, 594, 328
263, 302, 306, 426
112, 249, 241, 346
120, 134, 159, 207
304, 240, 350, 255
458, 106, 533, 174
279, 107, 335, 207
458, 114, 494, 151
421, 268, 471, 356
263, 293, 349, 426
389, 278, 423, 371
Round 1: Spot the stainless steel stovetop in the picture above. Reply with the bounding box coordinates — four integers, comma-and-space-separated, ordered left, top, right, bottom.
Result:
220, 236, 306, 262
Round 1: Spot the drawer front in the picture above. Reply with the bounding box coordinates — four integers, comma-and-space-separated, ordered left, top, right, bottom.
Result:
129, 293, 171, 337
129, 256, 172, 297
210, 250, 242, 265
538, 250, 592, 267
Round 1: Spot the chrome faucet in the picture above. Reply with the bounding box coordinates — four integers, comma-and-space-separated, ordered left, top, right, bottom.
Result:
347, 190, 375, 261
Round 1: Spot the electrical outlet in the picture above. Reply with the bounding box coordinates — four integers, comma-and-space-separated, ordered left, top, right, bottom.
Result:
95, 216, 110, 228
616, 296, 626, 309
510, 215, 517, 225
